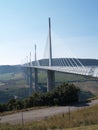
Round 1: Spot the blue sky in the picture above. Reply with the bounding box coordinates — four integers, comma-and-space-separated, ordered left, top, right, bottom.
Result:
0, 0, 98, 65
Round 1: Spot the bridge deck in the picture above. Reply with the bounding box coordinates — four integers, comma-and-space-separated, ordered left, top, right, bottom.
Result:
24, 65, 98, 78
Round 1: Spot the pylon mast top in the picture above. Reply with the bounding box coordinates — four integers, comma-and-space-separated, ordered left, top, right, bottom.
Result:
49, 17, 52, 66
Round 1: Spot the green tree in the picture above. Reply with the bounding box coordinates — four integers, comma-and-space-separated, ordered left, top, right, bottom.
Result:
52, 83, 80, 105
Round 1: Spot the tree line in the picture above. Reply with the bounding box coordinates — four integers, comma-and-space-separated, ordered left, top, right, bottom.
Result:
0, 83, 80, 112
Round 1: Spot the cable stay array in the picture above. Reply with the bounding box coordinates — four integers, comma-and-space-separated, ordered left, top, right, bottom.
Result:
23, 20, 98, 78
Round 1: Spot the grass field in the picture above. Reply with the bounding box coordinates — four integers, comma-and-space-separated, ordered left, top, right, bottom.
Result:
0, 82, 5, 86
1, 124, 98, 130
0, 103, 98, 130
66, 124, 98, 130
0, 73, 23, 81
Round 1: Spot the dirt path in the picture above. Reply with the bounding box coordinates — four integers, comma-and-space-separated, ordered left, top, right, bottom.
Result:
0, 99, 98, 124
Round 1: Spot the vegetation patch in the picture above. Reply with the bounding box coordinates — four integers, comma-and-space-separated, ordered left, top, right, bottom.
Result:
0, 83, 79, 112
66, 124, 98, 130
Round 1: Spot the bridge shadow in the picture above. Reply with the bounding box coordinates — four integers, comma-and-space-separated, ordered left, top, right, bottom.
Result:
69, 101, 91, 107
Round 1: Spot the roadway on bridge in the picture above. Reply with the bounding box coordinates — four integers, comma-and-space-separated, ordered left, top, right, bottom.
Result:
0, 99, 98, 124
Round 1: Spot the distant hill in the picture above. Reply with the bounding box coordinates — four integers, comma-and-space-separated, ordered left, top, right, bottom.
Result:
33, 58, 98, 66
0, 65, 21, 74
1, 58, 98, 74
79, 59, 98, 66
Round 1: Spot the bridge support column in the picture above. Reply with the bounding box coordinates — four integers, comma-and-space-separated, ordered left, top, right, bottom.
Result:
29, 67, 33, 96
34, 68, 38, 92
26, 67, 29, 85
47, 70, 55, 92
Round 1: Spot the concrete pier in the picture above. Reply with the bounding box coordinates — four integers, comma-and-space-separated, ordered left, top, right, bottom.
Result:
34, 68, 38, 92
29, 67, 33, 96
47, 70, 55, 91
26, 67, 30, 85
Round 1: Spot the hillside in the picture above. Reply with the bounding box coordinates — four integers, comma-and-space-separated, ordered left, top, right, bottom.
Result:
0, 65, 21, 74
0, 65, 28, 103
34, 58, 98, 66
0, 58, 98, 75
